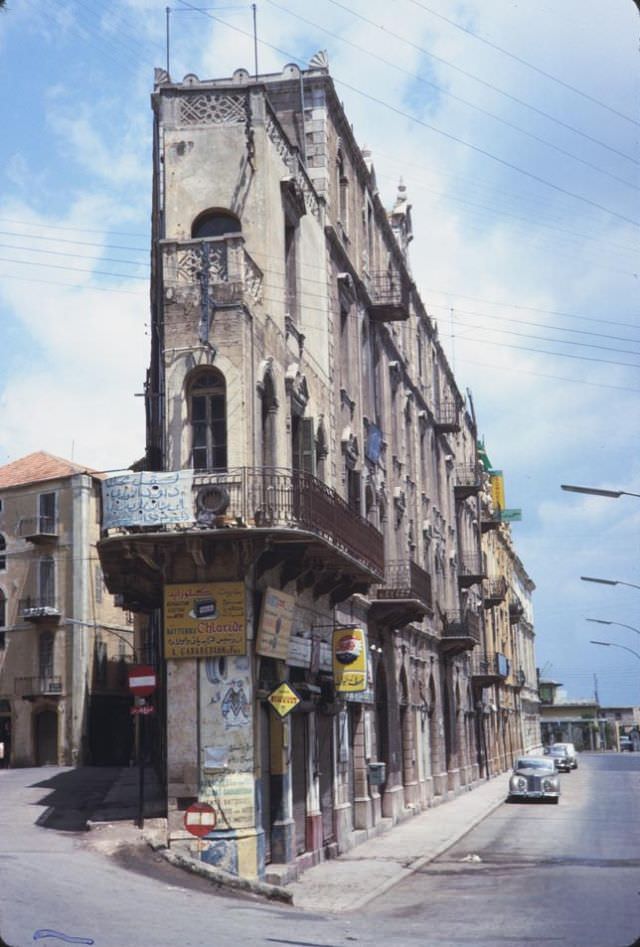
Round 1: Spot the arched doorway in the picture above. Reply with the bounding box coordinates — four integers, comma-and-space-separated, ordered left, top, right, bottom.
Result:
35, 710, 58, 765
399, 668, 414, 805
442, 676, 454, 772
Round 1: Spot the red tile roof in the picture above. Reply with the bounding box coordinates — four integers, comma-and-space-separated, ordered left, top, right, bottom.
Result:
0, 452, 96, 489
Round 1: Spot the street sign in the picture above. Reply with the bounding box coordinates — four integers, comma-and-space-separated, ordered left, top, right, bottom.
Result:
184, 802, 217, 838
267, 682, 301, 718
128, 665, 157, 696
130, 704, 155, 716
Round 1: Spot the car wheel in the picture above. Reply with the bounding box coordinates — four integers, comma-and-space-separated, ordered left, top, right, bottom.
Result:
551, 797, 559, 804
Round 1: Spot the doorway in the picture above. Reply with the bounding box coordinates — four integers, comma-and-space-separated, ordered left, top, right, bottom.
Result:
35, 710, 58, 765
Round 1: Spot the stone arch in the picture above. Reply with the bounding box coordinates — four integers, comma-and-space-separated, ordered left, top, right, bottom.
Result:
191, 208, 241, 239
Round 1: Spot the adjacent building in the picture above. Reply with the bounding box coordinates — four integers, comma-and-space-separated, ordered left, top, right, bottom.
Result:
0, 452, 134, 767
98, 59, 538, 882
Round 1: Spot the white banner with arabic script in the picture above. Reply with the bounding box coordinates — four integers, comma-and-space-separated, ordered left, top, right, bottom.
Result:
102, 470, 194, 529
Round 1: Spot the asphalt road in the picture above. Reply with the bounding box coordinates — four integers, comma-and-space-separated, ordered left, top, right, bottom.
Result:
1, 755, 639, 947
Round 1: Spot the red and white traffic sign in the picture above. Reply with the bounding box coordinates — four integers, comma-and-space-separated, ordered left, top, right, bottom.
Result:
128, 665, 157, 696
184, 802, 217, 838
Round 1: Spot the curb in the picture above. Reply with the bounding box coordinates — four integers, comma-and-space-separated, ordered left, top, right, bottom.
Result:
162, 849, 293, 904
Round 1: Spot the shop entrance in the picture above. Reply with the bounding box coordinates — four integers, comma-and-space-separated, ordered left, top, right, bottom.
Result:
35, 709, 58, 765
291, 712, 308, 855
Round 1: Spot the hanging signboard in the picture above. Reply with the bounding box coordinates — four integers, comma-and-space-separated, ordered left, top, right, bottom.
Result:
332, 627, 367, 693
164, 582, 245, 659
489, 470, 505, 511
499, 509, 522, 523
256, 587, 295, 660
267, 682, 301, 718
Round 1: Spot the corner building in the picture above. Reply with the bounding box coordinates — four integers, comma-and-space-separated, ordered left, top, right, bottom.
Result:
99, 60, 537, 882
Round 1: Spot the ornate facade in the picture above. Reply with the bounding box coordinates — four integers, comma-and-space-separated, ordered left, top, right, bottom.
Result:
98, 61, 538, 882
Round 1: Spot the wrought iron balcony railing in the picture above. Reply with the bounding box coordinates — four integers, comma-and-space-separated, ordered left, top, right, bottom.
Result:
19, 597, 60, 621
471, 651, 510, 684
458, 553, 485, 587
483, 576, 508, 606
102, 466, 384, 580
509, 598, 525, 623
454, 464, 483, 499
375, 559, 432, 608
161, 235, 263, 308
440, 608, 481, 653
433, 400, 460, 433
367, 271, 410, 322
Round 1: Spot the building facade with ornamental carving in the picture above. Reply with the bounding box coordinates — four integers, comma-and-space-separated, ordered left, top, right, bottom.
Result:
98, 59, 539, 883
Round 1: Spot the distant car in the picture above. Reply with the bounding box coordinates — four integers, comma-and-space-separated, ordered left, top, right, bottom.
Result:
551, 742, 578, 769
619, 735, 634, 752
508, 756, 560, 804
547, 745, 572, 772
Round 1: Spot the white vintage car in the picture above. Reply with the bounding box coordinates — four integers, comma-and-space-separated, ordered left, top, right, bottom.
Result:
508, 756, 561, 804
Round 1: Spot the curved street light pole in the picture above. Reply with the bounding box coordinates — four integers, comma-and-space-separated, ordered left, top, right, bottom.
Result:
561, 484, 640, 499
590, 639, 640, 663
581, 576, 640, 592
586, 618, 640, 638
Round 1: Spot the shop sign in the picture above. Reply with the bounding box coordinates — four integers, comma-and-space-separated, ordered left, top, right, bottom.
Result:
267, 682, 301, 718
332, 627, 367, 692
499, 509, 522, 523
489, 470, 505, 510
164, 582, 245, 659
256, 588, 295, 660
287, 635, 312, 668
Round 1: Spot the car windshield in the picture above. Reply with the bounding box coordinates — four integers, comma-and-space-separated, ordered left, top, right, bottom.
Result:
515, 758, 553, 772
548, 747, 567, 756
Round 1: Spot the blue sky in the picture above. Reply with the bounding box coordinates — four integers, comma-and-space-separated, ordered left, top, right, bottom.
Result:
1, 0, 639, 705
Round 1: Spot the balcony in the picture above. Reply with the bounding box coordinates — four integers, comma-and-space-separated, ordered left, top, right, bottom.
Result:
454, 464, 482, 500
369, 559, 432, 626
457, 553, 485, 588
483, 576, 508, 608
99, 467, 385, 610
471, 651, 509, 687
15, 676, 63, 699
439, 608, 481, 655
513, 667, 527, 689
18, 516, 58, 542
161, 235, 263, 310
19, 597, 61, 622
433, 400, 460, 434
480, 510, 501, 533
367, 271, 410, 322
509, 598, 525, 624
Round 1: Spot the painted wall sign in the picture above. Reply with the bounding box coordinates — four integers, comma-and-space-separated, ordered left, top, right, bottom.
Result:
256, 587, 295, 660
205, 772, 255, 830
164, 582, 245, 658
287, 635, 312, 668
102, 469, 194, 529
332, 627, 367, 692
267, 682, 301, 718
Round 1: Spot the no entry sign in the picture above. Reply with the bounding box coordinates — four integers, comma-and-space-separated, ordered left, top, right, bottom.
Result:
184, 802, 217, 838
128, 665, 156, 697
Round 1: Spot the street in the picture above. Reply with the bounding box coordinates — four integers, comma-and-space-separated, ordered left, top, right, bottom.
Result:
1, 755, 640, 947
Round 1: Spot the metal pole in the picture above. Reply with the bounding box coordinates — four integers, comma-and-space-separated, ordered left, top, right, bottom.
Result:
137, 709, 145, 829
252, 4, 258, 80
166, 6, 171, 77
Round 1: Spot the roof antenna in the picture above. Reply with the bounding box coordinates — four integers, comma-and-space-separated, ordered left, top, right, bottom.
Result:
252, 3, 258, 80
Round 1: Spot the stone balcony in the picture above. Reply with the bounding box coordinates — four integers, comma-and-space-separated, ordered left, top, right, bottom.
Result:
14, 675, 63, 699
161, 234, 263, 309
471, 651, 510, 687
483, 576, 508, 608
19, 597, 61, 622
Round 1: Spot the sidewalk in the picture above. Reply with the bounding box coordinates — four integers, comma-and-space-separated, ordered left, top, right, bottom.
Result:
288, 772, 511, 913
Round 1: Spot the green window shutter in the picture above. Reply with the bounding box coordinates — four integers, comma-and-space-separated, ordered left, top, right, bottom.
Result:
299, 417, 316, 475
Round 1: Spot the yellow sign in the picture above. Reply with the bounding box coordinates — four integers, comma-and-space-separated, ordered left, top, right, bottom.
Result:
333, 627, 367, 692
256, 587, 295, 660
490, 470, 505, 511
164, 582, 245, 658
267, 682, 301, 718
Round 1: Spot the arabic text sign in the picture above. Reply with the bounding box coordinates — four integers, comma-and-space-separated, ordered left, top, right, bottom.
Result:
332, 627, 367, 692
164, 582, 245, 658
256, 587, 295, 660
102, 469, 194, 529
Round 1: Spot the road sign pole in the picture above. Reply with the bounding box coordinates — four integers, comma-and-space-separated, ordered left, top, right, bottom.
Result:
137, 710, 145, 829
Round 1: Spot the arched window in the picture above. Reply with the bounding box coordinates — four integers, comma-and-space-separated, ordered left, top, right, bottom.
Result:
191, 210, 241, 239
0, 535, 5, 571
189, 369, 227, 470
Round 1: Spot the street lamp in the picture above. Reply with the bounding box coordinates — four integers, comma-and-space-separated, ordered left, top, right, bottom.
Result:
590, 639, 640, 662
561, 484, 640, 498
581, 576, 640, 591
586, 618, 640, 638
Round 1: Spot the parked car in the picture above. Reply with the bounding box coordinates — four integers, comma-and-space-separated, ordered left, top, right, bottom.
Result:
508, 756, 560, 804
547, 745, 572, 772
619, 735, 634, 751
550, 742, 578, 769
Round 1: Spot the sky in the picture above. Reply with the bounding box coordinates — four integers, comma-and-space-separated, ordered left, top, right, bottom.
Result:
1, 0, 639, 706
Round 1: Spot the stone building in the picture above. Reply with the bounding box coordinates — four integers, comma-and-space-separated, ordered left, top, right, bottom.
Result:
0, 452, 134, 767
98, 59, 538, 882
